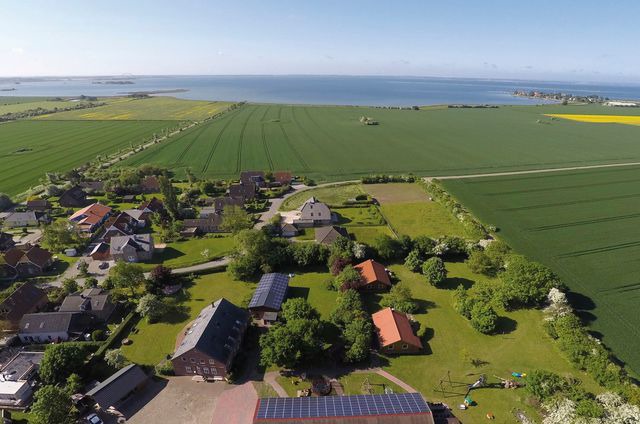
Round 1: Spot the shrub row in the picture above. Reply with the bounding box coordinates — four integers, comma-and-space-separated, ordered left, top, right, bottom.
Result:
422, 179, 490, 239
93, 311, 139, 361
361, 174, 417, 184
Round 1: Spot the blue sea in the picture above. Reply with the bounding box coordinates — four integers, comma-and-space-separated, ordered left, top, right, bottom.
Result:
1, 75, 640, 106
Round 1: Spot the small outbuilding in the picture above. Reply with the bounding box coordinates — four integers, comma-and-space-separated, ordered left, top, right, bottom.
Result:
315, 225, 349, 245
85, 364, 148, 411
372, 307, 423, 354
354, 259, 392, 291
248, 273, 290, 324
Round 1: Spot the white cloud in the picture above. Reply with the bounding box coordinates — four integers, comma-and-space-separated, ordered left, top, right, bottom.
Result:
10, 47, 25, 55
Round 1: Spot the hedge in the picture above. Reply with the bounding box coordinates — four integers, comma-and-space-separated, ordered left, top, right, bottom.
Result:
93, 311, 139, 360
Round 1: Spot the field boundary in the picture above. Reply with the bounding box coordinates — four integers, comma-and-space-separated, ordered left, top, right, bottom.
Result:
425, 160, 640, 181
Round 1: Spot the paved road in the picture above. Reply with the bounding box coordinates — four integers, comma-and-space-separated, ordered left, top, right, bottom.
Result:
424, 160, 640, 181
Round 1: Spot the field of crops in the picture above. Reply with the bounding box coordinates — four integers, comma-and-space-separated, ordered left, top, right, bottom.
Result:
0, 98, 94, 115
443, 166, 640, 375
36, 96, 233, 121
0, 120, 176, 195
547, 113, 640, 126
120, 103, 640, 181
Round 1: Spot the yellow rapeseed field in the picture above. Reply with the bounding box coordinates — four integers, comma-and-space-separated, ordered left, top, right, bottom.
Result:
546, 114, 640, 126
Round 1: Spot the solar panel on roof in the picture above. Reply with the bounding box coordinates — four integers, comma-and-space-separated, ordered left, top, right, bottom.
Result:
248, 273, 289, 310
255, 393, 430, 420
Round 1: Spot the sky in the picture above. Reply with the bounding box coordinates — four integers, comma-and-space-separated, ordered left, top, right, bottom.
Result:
2, 0, 640, 83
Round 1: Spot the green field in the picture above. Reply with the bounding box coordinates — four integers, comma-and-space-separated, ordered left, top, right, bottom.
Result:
120, 103, 640, 182
0, 120, 176, 195
443, 166, 640, 375
36, 96, 233, 121
0, 98, 95, 115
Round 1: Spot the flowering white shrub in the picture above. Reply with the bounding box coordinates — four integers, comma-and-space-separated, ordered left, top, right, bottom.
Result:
542, 398, 576, 424
542, 393, 640, 423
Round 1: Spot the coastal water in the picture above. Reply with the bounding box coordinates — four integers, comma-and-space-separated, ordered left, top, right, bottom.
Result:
1, 75, 640, 106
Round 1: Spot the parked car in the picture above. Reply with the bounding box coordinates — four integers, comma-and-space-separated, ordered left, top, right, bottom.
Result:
85, 413, 103, 424
98, 262, 109, 270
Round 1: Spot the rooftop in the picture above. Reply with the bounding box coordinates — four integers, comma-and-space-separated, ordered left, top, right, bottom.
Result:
86, 364, 148, 408
0, 351, 44, 381
248, 273, 290, 311
372, 307, 422, 349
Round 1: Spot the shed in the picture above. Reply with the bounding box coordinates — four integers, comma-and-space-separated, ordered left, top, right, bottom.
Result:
248, 273, 290, 323
85, 364, 148, 410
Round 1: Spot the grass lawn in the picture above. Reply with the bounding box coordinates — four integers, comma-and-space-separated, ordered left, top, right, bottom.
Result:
334, 206, 385, 226
280, 183, 364, 210
121, 271, 254, 365
339, 372, 405, 395
381, 202, 468, 239
348, 226, 394, 245
287, 270, 337, 319
363, 183, 428, 204
370, 263, 602, 423
139, 236, 234, 271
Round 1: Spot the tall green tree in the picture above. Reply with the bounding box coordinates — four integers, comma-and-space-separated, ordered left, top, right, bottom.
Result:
31, 385, 77, 424
159, 175, 179, 219
500, 255, 562, 308
39, 344, 87, 385
111, 261, 145, 296
41, 221, 83, 252
380, 284, 418, 313
422, 257, 447, 286
220, 205, 253, 234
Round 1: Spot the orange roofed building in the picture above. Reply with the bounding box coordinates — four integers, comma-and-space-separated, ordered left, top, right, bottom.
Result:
372, 307, 423, 354
354, 259, 391, 291
68, 203, 112, 233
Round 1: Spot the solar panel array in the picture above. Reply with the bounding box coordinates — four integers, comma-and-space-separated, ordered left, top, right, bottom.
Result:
248, 273, 289, 310
255, 393, 430, 420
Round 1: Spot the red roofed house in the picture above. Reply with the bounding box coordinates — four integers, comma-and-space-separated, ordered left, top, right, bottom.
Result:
69, 203, 112, 233
372, 307, 423, 354
2, 245, 54, 278
353, 259, 392, 291
273, 171, 292, 186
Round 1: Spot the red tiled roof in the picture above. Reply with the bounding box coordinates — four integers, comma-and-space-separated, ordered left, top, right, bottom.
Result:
274, 171, 292, 184
372, 307, 422, 349
69, 203, 112, 225
354, 259, 391, 287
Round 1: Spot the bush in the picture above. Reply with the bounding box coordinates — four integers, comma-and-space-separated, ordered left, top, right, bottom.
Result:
380, 284, 418, 313
155, 360, 175, 376
333, 266, 362, 291
421, 257, 447, 286
469, 302, 498, 334
526, 370, 568, 401
91, 329, 106, 342
453, 285, 473, 319
404, 250, 424, 272
500, 255, 562, 308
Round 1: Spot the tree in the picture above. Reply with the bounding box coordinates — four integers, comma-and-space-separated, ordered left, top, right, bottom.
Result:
40, 344, 87, 385
185, 167, 197, 186
469, 302, 498, 334
412, 236, 435, 257
105, 349, 128, 369
61, 278, 79, 295
65, 373, 83, 396
374, 234, 402, 261
136, 294, 167, 323
229, 229, 272, 280
453, 285, 473, 319
0, 193, 12, 212
83, 277, 98, 290
111, 261, 145, 296
422, 257, 447, 286
281, 298, 320, 322
330, 289, 366, 328
526, 370, 567, 401
500, 255, 562, 308
342, 317, 372, 363
220, 205, 253, 234
291, 243, 329, 267
380, 284, 418, 313
159, 175, 179, 219
466, 250, 495, 276
147, 265, 173, 294
259, 318, 322, 368
41, 221, 83, 252
77, 260, 89, 277
332, 266, 362, 291
30, 385, 77, 424
404, 249, 424, 272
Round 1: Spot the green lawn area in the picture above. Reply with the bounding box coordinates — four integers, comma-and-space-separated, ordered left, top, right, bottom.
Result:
287, 270, 337, 319
280, 183, 365, 210
139, 236, 234, 271
121, 271, 254, 365
348, 226, 394, 245
363, 183, 428, 204
339, 372, 405, 395
381, 202, 468, 238
373, 263, 602, 423
334, 206, 385, 226
0, 98, 96, 115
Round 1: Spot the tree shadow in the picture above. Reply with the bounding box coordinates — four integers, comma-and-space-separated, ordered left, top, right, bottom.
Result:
414, 299, 436, 314
287, 286, 310, 300
566, 290, 596, 311
158, 304, 190, 324
149, 247, 185, 264
439, 277, 474, 290
495, 316, 517, 334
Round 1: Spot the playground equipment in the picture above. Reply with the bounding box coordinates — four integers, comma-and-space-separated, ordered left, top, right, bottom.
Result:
493, 375, 523, 389
361, 377, 393, 395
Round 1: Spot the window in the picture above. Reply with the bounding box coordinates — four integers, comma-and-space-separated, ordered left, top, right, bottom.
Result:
181, 357, 186, 361
185, 366, 192, 373
209, 359, 215, 365
200, 359, 206, 365
402, 344, 409, 350
387, 345, 394, 350
211, 368, 217, 375
190, 358, 196, 363
203, 367, 210, 374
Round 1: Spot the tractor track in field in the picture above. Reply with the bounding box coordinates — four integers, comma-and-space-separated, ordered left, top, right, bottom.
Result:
278, 107, 310, 171
298, 106, 345, 174
174, 123, 210, 165
260, 106, 274, 171
236, 106, 259, 173
200, 106, 244, 174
